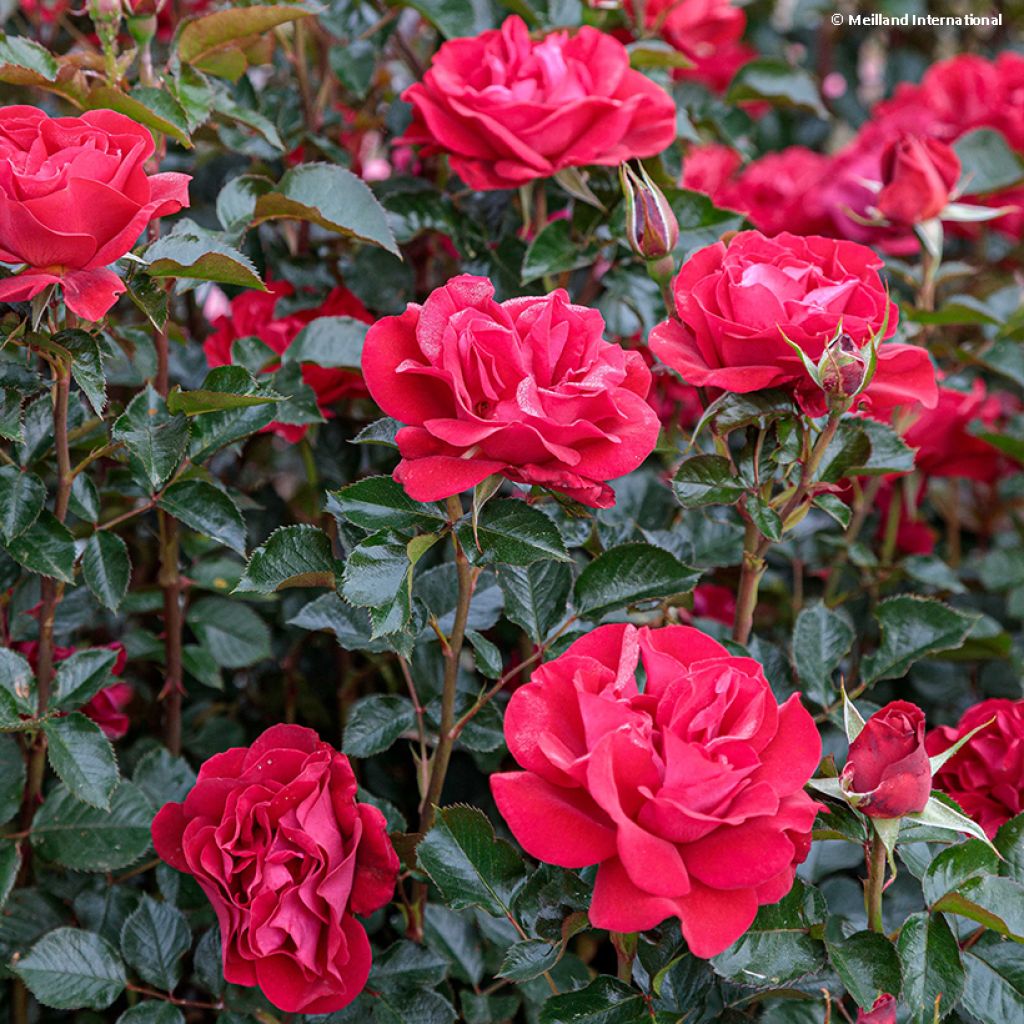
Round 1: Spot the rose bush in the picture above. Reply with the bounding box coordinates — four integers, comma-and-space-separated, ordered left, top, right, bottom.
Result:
0, 3, 1022, 1024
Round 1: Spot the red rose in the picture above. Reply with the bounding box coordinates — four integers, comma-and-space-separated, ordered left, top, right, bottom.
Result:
717, 148, 834, 237
362, 274, 660, 508
632, 0, 755, 94
876, 135, 960, 225
490, 623, 822, 957
927, 699, 1024, 838
649, 231, 937, 416
152, 724, 399, 1015
688, 582, 737, 625
681, 143, 742, 198
14, 640, 132, 739
840, 701, 931, 819
401, 16, 676, 191
899, 382, 1005, 483
857, 994, 897, 1024
0, 107, 190, 321
205, 279, 371, 442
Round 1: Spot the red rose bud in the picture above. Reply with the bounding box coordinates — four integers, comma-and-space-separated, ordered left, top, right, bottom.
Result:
841, 700, 932, 818
856, 994, 897, 1024
877, 135, 961, 225
819, 332, 869, 408
620, 163, 680, 268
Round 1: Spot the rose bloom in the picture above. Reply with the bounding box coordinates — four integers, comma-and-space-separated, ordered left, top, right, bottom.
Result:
152, 724, 399, 1014
205, 279, 371, 442
681, 143, 742, 199
362, 274, 660, 508
0, 107, 190, 320
491, 623, 822, 957
927, 699, 1024, 838
401, 16, 676, 190
649, 231, 937, 416
840, 701, 931, 819
900, 381, 1005, 483
857, 995, 897, 1024
876, 135, 960, 226
14, 640, 132, 740
631, 0, 755, 94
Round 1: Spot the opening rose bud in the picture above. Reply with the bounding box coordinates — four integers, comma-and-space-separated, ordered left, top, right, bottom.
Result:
819, 331, 869, 407
840, 700, 932, 818
620, 163, 680, 266
856, 994, 897, 1024
876, 134, 961, 226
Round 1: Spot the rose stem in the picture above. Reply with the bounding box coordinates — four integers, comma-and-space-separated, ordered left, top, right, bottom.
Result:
823, 476, 883, 605
20, 353, 72, 851
155, 317, 186, 756
733, 409, 845, 644
864, 831, 887, 933
419, 494, 476, 830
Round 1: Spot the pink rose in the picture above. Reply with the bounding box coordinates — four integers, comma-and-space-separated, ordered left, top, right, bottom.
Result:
841, 701, 931, 819
927, 699, 1024, 838
491, 623, 822, 957
857, 994, 897, 1024
649, 231, 937, 416
401, 16, 676, 190
681, 143, 742, 198
362, 274, 660, 508
204, 279, 372, 442
0, 107, 190, 320
152, 724, 399, 1014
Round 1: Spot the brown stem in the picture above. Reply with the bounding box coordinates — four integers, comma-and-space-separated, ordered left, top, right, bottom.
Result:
733, 411, 844, 642
419, 496, 475, 830
19, 363, 73, 856
864, 832, 887, 933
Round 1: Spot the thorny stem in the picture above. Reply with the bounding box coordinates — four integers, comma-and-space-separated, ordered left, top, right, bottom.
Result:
20, 361, 73, 864
732, 410, 844, 644
864, 831, 887, 933
155, 320, 186, 755
419, 495, 476, 830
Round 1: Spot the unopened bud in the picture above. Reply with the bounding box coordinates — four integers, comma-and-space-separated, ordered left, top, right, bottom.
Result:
819, 332, 867, 409
620, 163, 679, 265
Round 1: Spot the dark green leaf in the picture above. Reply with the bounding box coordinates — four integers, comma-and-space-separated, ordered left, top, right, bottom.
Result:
862, 597, 977, 684
826, 930, 902, 1010
178, 4, 314, 66
59, 330, 107, 416
897, 912, 964, 1024
673, 454, 745, 507
43, 714, 119, 810
82, 532, 132, 611
961, 933, 1024, 1024
417, 805, 527, 917
522, 219, 599, 282
497, 561, 572, 642
400, 0, 498, 39
52, 648, 118, 711
456, 499, 570, 566
0, 466, 44, 539
31, 782, 153, 872
158, 480, 247, 555
113, 386, 190, 492
498, 939, 560, 982
3, 511, 75, 582
726, 59, 827, 118
120, 895, 191, 992
235, 524, 337, 594
745, 493, 782, 542
954, 128, 1024, 195
575, 543, 700, 619
13, 927, 125, 1010
0, 33, 59, 82
0, 736, 26, 824
187, 596, 271, 668
0, 841, 20, 912
539, 976, 648, 1024
933, 876, 1024, 941
253, 163, 399, 255
0, 647, 35, 722
340, 533, 412, 635
328, 476, 448, 533
281, 316, 368, 369
117, 1004, 185, 1024
343, 695, 417, 757
132, 747, 197, 808
793, 602, 855, 706
145, 220, 265, 289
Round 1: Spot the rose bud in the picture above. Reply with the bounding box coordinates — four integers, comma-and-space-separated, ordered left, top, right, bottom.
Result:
620, 163, 679, 274
876, 135, 961, 225
840, 700, 932, 819
818, 331, 869, 409
856, 994, 897, 1024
